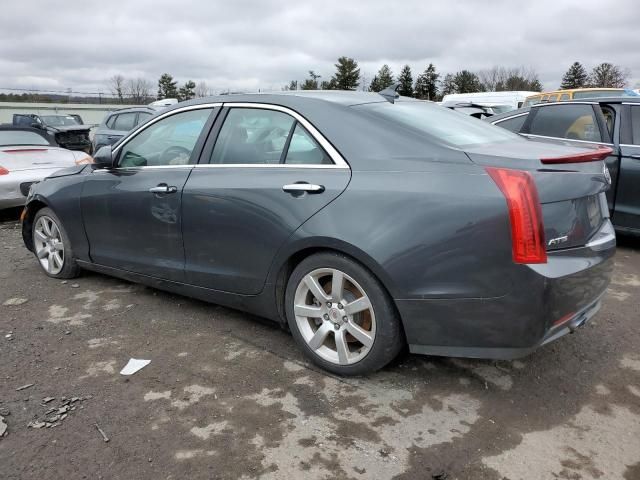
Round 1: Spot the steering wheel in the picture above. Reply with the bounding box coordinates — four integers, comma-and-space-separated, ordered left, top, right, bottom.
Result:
160, 146, 191, 165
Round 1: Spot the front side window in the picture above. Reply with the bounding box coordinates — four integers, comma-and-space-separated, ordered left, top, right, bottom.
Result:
528, 104, 601, 142
118, 108, 212, 167
113, 112, 137, 131
494, 113, 528, 133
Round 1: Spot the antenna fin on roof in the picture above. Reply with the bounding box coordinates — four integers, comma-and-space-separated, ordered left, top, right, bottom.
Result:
379, 83, 400, 104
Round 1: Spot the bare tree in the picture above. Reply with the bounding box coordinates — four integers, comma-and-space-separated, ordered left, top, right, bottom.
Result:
126, 78, 153, 104
195, 81, 212, 97
477, 66, 541, 92
108, 74, 126, 103
588, 63, 629, 88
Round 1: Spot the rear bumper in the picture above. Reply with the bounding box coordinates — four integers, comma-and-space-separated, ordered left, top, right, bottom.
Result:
398, 219, 616, 360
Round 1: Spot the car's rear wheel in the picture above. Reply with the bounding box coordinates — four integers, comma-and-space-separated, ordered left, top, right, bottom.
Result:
285, 252, 404, 376
32, 207, 80, 279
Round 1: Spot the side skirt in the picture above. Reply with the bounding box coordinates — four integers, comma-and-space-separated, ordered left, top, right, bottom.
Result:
76, 260, 281, 323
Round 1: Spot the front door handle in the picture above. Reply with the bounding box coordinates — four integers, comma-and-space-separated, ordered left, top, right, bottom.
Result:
282, 183, 325, 194
149, 184, 178, 194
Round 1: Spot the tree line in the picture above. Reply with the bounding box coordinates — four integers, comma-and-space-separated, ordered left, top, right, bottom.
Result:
284, 58, 632, 100
107, 74, 214, 103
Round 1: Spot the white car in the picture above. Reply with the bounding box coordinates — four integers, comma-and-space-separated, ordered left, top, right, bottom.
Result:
0, 127, 92, 209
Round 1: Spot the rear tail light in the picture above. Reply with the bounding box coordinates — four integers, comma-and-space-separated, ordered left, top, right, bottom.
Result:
540, 146, 612, 164
0, 166, 8, 175
487, 167, 547, 264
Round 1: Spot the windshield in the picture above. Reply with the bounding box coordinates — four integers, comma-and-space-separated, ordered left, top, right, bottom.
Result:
355, 101, 522, 148
40, 115, 79, 126
0, 130, 51, 146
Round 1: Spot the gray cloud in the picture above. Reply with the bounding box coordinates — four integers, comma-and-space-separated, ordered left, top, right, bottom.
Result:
1, 0, 638, 95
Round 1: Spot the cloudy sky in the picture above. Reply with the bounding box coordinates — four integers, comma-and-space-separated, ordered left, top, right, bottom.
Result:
1, 0, 638, 97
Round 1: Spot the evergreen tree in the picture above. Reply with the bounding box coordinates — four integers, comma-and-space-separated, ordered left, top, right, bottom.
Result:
331, 57, 360, 90
560, 62, 588, 89
284, 80, 298, 91
369, 64, 394, 92
178, 80, 196, 101
589, 62, 628, 88
301, 71, 321, 90
453, 70, 482, 93
157, 73, 178, 100
414, 63, 439, 100
397, 65, 413, 97
440, 73, 457, 95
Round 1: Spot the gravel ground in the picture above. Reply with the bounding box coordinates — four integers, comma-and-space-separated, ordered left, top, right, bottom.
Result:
1, 213, 639, 480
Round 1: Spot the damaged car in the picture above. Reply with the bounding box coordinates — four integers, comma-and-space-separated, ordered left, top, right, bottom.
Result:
12, 113, 92, 154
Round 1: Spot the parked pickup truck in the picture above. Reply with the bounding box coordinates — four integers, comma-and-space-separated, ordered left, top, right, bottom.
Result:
11, 113, 92, 154
487, 97, 640, 235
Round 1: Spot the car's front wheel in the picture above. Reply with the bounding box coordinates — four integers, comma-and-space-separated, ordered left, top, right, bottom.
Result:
32, 207, 80, 279
285, 252, 404, 376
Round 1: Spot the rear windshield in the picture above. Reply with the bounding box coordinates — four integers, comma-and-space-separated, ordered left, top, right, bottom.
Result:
355, 101, 522, 148
40, 115, 79, 126
0, 130, 50, 146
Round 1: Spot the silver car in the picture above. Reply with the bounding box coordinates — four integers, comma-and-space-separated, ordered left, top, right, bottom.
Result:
0, 127, 92, 209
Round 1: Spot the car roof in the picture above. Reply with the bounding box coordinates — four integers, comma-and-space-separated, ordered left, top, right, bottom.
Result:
108, 106, 156, 115
162, 90, 417, 113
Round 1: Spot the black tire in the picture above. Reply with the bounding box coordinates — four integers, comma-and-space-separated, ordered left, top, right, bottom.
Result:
32, 207, 81, 279
285, 251, 404, 376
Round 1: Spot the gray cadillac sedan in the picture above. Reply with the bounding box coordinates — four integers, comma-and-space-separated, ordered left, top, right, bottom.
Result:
21, 91, 615, 375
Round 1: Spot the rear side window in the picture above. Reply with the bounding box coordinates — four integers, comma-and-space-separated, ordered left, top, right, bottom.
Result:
528, 104, 601, 142
113, 112, 137, 131
494, 114, 528, 133
136, 112, 153, 126
105, 115, 116, 129
285, 124, 332, 165
631, 106, 640, 145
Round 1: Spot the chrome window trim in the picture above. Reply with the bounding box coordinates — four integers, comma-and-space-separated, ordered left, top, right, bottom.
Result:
530, 101, 598, 107
619, 144, 640, 148
111, 101, 350, 170
193, 163, 349, 169
522, 133, 614, 147
491, 112, 529, 125
219, 102, 349, 168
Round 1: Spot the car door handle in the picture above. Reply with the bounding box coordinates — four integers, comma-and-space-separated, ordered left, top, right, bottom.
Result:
630, 154, 640, 159
149, 184, 178, 194
282, 183, 325, 194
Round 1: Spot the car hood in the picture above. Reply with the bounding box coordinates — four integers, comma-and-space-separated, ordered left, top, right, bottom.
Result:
0, 146, 80, 172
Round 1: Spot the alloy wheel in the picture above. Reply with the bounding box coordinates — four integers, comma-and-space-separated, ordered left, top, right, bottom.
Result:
293, 268, 376, 365
34, 215, 65, 275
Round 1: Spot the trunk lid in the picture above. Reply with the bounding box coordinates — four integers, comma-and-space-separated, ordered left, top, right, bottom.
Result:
466, 139, 610, 250
0, 146, 77, 172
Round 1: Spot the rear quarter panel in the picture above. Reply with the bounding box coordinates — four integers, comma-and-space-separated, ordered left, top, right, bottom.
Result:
275, 163, 515, 300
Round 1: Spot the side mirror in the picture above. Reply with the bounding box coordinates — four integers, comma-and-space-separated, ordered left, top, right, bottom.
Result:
93, 145, 114, 169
